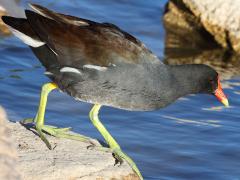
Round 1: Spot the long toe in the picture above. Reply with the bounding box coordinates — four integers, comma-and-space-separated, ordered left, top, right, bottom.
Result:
36, 126, 52, 150
21, 118, 35, 124
43, 126, 72, 133
41, 125, 96, 145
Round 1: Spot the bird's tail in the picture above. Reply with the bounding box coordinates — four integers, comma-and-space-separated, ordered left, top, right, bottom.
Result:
1, 15, 58, 71
1, 16, 44, 47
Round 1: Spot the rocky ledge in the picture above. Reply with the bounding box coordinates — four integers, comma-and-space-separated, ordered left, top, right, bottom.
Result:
0, 107, 138, 180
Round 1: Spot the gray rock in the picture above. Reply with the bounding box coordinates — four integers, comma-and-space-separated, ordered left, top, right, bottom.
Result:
0, 107, 21, 180
0, 0, 26, 36
0, 6, 11, 35
164, 47, 240, 80
163, 0, 240, 79
163, 0, 219, 51
164, 0, 240, 53
0, 0, 25, 18
0, 107, 138, 180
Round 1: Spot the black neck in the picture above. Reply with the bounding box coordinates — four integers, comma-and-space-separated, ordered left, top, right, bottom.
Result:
168, 64, 215, 98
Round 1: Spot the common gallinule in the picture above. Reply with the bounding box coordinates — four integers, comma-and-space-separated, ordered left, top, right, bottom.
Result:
2, 4, 229, 179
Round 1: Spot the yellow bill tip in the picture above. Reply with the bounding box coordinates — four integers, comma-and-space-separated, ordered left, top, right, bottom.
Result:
221, 98, 229, 107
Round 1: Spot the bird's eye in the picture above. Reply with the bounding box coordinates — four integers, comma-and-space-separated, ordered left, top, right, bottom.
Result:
209, 79, 214, 84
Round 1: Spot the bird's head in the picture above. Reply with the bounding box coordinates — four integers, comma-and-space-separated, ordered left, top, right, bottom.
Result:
197, 66, 229, 107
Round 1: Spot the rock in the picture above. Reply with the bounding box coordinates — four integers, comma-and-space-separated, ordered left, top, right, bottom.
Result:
8, 121, 138, 180
164, 47, 240, 80
163, 0, 219, 51
0, 107, 21, 180
164, 0, 240, 53
0, 106, 138, 180
163, 0, 240, 79
0, 0, 26, 36
0, 0, 25, 18
0, 5, 11, 36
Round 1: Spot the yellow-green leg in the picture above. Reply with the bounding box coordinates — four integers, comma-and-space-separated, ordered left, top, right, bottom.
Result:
22, 82, 93, 149
89, 104, 143, 180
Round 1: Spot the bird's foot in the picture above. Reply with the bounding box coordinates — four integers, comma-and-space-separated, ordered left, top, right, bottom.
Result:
86, 144, 142, 179
21, 118, 96, 150
111, 148, 143, 180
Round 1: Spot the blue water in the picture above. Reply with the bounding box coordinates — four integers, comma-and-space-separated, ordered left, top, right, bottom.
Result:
0, 0, 240, 179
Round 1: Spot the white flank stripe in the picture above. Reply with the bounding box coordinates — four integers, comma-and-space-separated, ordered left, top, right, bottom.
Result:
10, 28, 45, 47
44, 71, 53, 76
60, 67, 82, 74
83, 64, 107, 71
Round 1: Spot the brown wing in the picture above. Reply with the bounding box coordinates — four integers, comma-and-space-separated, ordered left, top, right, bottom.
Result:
25, 4, 158, 68
30, 4, 146, 48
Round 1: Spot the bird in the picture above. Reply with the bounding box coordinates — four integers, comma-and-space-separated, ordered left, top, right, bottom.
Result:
1, 4, 229, 180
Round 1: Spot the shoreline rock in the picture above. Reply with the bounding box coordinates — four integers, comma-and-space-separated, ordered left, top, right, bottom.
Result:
0, 107, 21, 180
164, 0, 240, 53
0, 107, 138, 180
0, 5, 11, 36
163, 0, 240, 79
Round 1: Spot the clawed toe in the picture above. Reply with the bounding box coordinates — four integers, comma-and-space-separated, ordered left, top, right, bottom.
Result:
87, 143, 96, 150
39, 125, 95, 149
113, 152, 123, 166
21, 118, 95, 149
36, 127, 52, 150
111, 148, 143, 179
